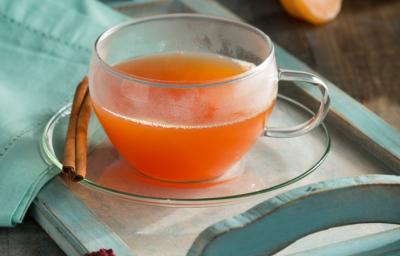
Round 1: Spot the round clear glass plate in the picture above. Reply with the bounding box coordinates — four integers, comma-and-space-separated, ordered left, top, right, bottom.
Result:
41, 95, 330, 206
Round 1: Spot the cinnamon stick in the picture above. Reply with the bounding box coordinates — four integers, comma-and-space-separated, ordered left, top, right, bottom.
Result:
62, 78, 88, 181
62, 77, 88, 179
75, 90, 93, 181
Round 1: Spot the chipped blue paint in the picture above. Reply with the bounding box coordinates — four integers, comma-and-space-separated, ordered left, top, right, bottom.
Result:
188, 175, 400, 256
30, 2, 400, 256
294, 227, 400, 256
31, 177, 133, 256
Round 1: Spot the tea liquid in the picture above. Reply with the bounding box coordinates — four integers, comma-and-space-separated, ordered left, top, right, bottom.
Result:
93, 53, 274, 182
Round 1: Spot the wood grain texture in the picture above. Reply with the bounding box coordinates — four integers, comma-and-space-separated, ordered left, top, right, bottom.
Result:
217, 0, 400, 129
19, 1, 399, 255
49, 90, 392, 256
32, 177, 133, 256
292, 227, 400, 256
191, 0, 400, 171
275, 48, 400, 171
0, 215, 64, 256
188, 175, 400, 256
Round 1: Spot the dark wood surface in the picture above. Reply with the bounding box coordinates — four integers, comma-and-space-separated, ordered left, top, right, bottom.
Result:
219, 0, 400, 129
0, 215, 64, 256
1, 1, 399, 255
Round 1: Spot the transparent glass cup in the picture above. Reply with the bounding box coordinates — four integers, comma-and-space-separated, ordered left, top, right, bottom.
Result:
90, 14, 330, 183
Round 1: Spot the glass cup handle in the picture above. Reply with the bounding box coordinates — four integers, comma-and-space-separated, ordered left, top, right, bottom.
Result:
264, 69, 330, 138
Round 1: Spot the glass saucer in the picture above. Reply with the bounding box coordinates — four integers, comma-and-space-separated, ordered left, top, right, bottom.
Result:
41, 95, 330, 206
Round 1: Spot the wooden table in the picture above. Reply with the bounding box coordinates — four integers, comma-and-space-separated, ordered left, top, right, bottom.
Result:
219, 0, 400, 129
1, 0, 399, 254
0, 215, 64, 255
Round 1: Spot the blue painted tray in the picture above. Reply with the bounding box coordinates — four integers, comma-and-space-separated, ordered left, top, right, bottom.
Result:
31, 1, 400, 255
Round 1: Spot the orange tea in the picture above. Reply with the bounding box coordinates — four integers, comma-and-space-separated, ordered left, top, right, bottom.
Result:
92, 53, 274, 182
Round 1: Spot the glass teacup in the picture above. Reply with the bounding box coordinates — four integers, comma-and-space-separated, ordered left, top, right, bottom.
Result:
90, 14, 330, 183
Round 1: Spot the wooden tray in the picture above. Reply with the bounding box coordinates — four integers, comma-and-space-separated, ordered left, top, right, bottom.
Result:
30, 1, 400, 255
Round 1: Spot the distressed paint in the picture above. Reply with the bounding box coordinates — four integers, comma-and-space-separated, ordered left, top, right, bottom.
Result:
292, 227, 400, 256
180, 0, 400, 171
188, 175, 400, 256
32, 177, 133, 256
30, 1, 400, 255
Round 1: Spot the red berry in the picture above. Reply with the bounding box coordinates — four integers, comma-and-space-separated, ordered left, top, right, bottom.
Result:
84, 248, 116, 256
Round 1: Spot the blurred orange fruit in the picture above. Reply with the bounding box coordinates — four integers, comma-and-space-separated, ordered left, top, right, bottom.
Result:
280, 0, 343, 25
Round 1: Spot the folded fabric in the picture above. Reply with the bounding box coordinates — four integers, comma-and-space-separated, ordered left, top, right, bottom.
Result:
0, 0, 127, 227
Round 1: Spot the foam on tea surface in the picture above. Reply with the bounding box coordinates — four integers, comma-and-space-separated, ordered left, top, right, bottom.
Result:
91, 52, 277, 182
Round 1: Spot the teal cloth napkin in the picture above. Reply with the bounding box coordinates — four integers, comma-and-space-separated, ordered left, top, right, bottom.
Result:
0, 0, 127, 227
